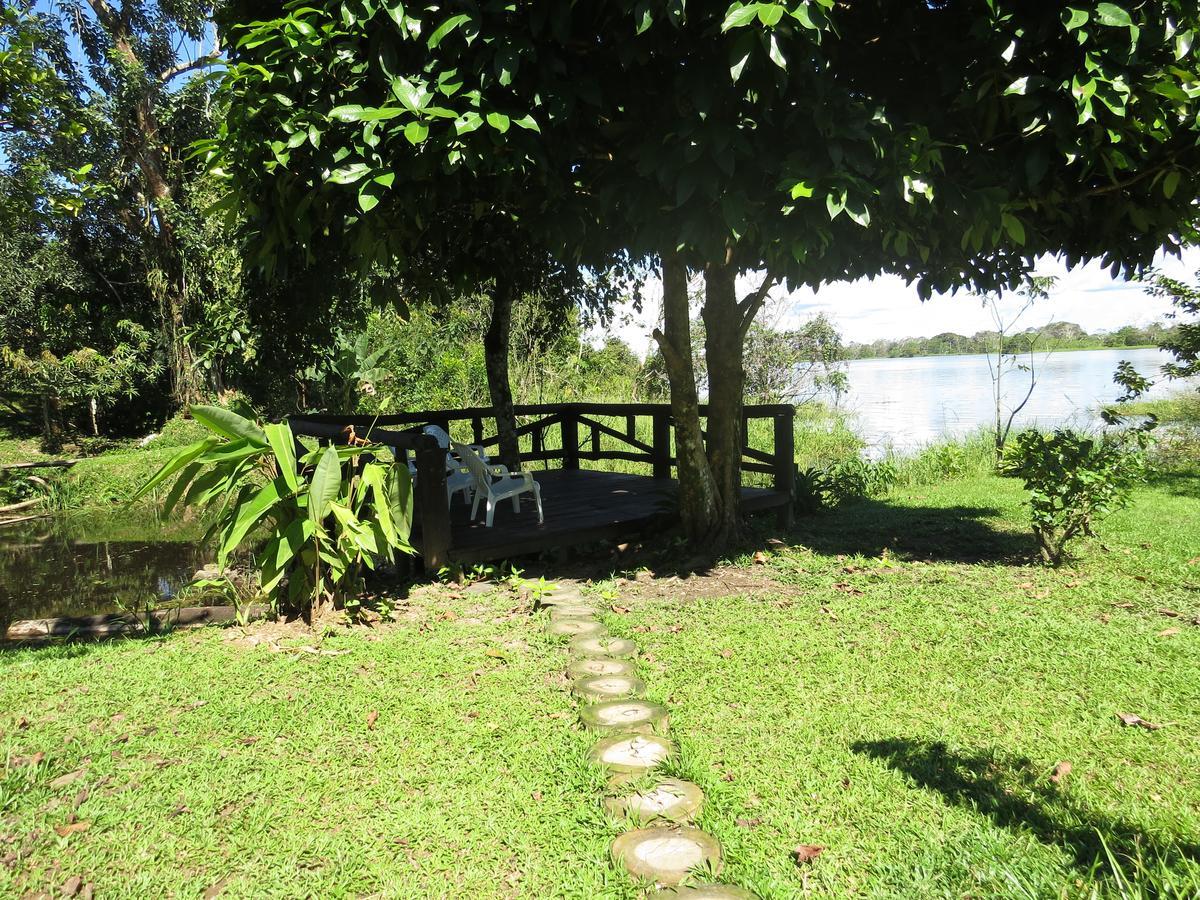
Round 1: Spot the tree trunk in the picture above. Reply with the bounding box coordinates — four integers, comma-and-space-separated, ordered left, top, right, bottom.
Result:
700, 261, 746, 548
85, 0, 201, 410
652, 252, 720, 544
484, 277, 520, 469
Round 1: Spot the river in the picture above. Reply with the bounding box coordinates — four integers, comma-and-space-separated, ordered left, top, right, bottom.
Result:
840, 346, 1186, 452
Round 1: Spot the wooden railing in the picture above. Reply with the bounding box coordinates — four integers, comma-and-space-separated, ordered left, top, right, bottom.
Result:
289, 402, 794, 568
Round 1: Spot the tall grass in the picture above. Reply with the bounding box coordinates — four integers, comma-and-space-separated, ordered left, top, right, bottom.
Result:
887, 429, 999, 487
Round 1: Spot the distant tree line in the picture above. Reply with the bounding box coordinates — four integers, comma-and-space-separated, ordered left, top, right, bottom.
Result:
845, 320, 1178, 360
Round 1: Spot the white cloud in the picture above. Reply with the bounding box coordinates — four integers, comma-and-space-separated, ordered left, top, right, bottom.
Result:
598, 247, 1200, 357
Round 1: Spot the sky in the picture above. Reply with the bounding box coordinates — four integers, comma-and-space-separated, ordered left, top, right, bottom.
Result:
602, 245, 1200, 358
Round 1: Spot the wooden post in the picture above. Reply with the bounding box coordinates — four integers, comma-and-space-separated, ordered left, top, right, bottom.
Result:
415, 437, 451, 570
773, 406, 795, 530
652, 408, 671, 479
562, 411, 579, 470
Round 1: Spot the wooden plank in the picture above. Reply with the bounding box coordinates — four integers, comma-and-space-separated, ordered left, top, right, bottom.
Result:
577, 415, 655, 455
4, 605, 267, 643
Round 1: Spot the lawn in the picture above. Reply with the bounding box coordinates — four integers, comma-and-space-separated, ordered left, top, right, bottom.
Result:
2, 471, 1198, 898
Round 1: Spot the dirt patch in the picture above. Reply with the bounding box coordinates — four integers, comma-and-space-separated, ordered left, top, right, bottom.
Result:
604, 566, 781, 606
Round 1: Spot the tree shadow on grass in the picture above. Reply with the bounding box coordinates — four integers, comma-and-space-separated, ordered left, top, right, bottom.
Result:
854, 738, 1200, 886
791, 499, 1037, 564
1146, 469, 1200, 501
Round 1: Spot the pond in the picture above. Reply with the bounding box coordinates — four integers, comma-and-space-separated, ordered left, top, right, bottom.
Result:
841, 346, 1188, 452
0, 511, 210, 631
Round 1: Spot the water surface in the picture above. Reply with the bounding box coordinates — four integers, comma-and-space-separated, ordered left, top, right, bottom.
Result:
0, 512, 208, 629
840, 347, 1188, 452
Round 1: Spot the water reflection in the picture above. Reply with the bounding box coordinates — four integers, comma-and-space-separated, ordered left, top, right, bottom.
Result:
0, 512, 209, 629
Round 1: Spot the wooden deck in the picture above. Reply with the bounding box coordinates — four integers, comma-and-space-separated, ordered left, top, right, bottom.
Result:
412, 469, 788, 563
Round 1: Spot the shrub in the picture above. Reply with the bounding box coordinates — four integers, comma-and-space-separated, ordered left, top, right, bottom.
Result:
1002, 428, 1150, 565
136, 406, 414, 621
795, 457, 897, 512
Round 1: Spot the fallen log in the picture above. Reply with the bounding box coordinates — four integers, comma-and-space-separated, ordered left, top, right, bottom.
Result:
3, 604, 268, 643
0, 513, 49, 528
0, 459, 81, 470
0, 498, 42, 515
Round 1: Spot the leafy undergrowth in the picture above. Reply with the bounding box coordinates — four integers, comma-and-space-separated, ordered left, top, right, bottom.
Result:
2, 473, 1198, 898
0, 592, 633, 899
597, 474, 1200, 897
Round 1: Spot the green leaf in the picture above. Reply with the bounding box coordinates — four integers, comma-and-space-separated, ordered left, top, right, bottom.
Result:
373, 171, 396, 188
454, 111, 483, 135
1061, 8, 1089, 31
263, 423, 300, 492
768, 34, 787, 69
1162, 170, 1181, 199
219, 478, 284, 568
845, 202, 870, 228
512, 114, 540, 132
486, 112, 511, 133
826, 190, 845, 220
328, 105, 365, 123
132, 437, 218, 500
721, 4, 760, 31
428, 13, 471, 49
309, 445, 342, 526
757, 5, 783, 27
1002, 212, 1027, 245
1095, 3, 1132, 27
391, 76, 429, 113
790, 180, 815, 199
387, 464, 414, 544
190, 405, 269, 446
326, 163, 372, 185
260, 518, 316, 593
404, 121, 430, 144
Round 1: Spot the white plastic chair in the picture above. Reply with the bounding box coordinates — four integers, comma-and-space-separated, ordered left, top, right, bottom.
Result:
452, 441, 543, 527
405, 425, 484, 505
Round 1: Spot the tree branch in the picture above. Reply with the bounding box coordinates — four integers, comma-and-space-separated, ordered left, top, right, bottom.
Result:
159, 51, 222, 83
736, 269, 781, 338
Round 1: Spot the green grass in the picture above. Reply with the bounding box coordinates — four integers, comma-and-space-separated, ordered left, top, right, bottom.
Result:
600, 474, 1200, 898
1109, 391, 1200, 426
0, 593, 631, 898
2, 471, 1198, 898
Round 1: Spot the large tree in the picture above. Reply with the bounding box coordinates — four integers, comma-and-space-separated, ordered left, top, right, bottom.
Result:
214, 0, 1200, 549
2, 0, 224, 408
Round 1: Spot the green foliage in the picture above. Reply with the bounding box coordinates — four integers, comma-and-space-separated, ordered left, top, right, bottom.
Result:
846, 320, 1175, 359
0, 322, 162, 450
136, 405, 415, 619
1002, 428, 1150, 565
216, 1, 1200, 297
796, 457, 898, 512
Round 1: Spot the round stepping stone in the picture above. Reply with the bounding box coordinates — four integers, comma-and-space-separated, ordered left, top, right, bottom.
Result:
573, 673, 646, 702
571, 635, 637, 658
604, 778, 704, 823
547, 618, 607, 639
581, 699, 669, 734
549, 604, 597, 620
568, 656, 637, 680
611, 826, 723, 886
589, 733, 675, 774
539, 587, 587, 605
660, 886, 756, 899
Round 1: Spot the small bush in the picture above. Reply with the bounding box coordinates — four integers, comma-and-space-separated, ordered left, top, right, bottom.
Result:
795, 456, 897, 512
1002, 428, 1150, 565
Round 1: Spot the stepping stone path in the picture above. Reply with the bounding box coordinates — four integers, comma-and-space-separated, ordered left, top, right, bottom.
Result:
572, 673, 646, 702
611, 826, 723, 885
580, 699, 670, 734
604, 777, 705, 823
546, 618, 607, 639
570, 634, 638, 658
537, 582, 756, 896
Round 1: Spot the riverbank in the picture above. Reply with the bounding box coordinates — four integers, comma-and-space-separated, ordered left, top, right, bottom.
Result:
2, 466, 1197, 897
0, 416, 208, 510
